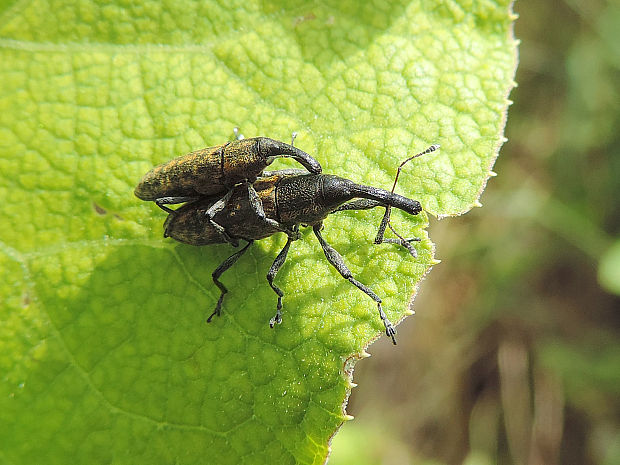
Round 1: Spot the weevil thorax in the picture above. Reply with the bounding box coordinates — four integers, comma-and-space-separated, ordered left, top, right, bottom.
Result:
221, 138, 270, 186
275, 174, 357, 225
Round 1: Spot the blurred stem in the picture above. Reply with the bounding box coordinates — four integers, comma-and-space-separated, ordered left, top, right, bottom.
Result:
499, 338, 532, 465
529, 366, 564, 465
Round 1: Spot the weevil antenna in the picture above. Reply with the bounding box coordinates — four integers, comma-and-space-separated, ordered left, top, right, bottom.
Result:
389, 144, 440, 196
375, 144, 439, 245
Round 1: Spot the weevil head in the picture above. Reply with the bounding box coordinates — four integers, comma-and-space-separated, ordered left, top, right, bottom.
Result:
320, 175, 357, 208
256, 137, 322, 174
256, 137, 283, 162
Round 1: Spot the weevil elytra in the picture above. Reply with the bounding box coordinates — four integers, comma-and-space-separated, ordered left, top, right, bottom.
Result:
160, 144, 439, 344
135, 133, 321, 243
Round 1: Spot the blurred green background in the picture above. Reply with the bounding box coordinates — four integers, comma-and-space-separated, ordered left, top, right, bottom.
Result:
330, 1, 620, 464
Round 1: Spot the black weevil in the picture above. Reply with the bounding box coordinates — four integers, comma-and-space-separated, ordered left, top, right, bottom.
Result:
160, 145, 439, 344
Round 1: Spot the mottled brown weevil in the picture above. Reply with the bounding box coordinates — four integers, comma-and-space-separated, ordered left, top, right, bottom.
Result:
135, 130, 321, 243
160, 144, 439, 344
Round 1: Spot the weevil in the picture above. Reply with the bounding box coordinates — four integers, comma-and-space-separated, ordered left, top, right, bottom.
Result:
134, 131, 321, 243
162, 145, 439, 344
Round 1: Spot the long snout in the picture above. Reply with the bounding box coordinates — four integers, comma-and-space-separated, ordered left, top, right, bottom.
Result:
352, 184, 422, 216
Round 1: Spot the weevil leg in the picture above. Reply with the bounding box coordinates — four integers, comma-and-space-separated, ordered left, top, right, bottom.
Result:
205, 189, 239, 246
266, 226, 298, 327
374, 206, 392, 244
332, 199, 383, 213
312, 224, 397, 344
261, 169, 308, 177
245, 181, 301, 240
155, 196, 200, 213
208, 240, 254, 323
332, 200, 419, 257
378, 221, 420, 257
373, 209, 419, 258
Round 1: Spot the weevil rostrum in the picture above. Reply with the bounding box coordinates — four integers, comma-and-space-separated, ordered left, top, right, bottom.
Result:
136, 135, 439, 344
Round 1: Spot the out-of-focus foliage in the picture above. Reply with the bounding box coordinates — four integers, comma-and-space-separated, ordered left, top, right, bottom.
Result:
330, 0, 620, 464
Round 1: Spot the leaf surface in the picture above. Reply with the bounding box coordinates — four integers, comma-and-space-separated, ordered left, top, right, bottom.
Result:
0, 1, 517, 463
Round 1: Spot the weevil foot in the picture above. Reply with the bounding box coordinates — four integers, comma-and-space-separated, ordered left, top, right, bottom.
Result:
269, 311, 283, 328
400, 239, 418, 258
377, 302, 397, 344
381, 237, 420, 258
286, 228, 301, 241
384, 320, 397, 345
206, 308, 218, 323
403, 237, 421, 258
207, 295, 225, 322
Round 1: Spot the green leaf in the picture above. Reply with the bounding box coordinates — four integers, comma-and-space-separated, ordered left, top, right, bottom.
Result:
0, 1, 517, 463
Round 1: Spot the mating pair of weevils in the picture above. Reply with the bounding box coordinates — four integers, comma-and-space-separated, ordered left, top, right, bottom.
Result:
135, 129, 438, 344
